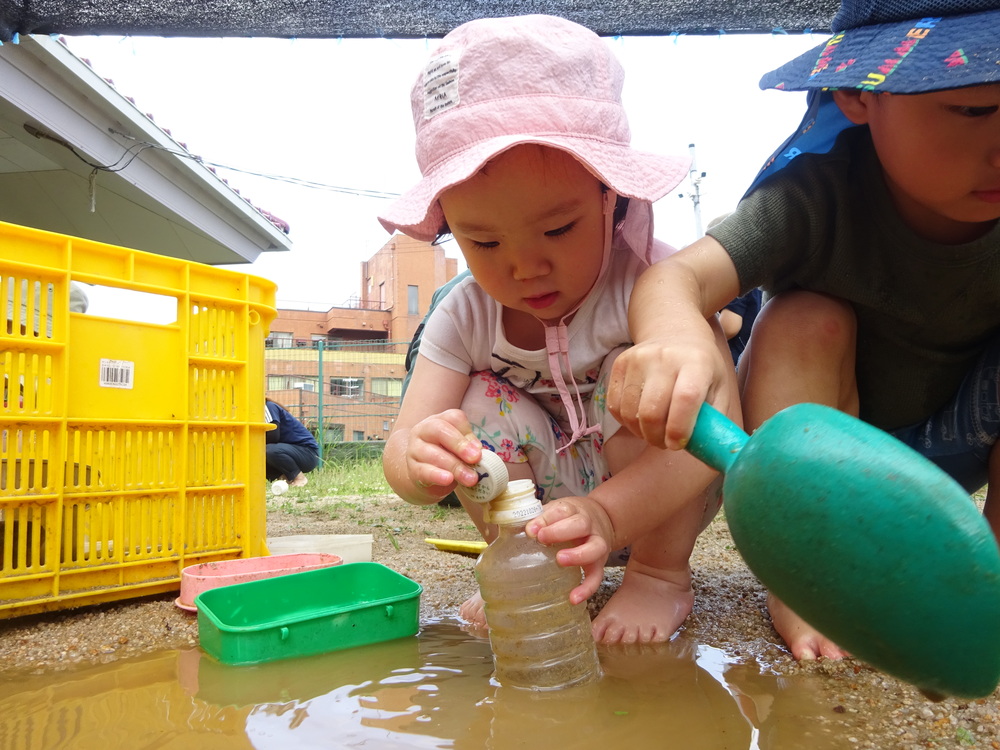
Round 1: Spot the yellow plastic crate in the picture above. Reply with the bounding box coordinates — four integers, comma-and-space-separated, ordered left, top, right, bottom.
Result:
0, 220, 277, 618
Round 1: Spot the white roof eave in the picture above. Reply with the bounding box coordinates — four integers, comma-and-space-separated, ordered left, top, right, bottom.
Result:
0, 34, 292, 263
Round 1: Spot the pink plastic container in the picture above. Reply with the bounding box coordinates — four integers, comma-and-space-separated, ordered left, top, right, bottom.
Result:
175, 553, 343, 612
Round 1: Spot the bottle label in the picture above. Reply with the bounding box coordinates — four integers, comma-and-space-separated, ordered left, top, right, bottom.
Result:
510, 502, 542, 518
491, 499, 543, 525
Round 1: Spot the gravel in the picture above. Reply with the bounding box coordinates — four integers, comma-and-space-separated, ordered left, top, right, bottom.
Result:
1, 492, 997, 749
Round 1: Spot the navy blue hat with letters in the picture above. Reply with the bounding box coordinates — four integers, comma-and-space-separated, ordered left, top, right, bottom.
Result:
763, 0, 1000, 93
747, 0, 1000, 192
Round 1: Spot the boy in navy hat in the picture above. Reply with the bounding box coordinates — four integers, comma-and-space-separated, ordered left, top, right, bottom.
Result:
526, 0, 1000, 660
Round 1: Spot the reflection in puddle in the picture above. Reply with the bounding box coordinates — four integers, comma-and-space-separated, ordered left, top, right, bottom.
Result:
0, 618, 846, 749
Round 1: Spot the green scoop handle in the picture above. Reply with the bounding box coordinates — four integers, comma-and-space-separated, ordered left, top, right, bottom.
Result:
687, 401, 1000, 699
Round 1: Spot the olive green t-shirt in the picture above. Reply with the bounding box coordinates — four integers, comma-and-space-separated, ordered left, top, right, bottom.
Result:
709, 127, 1000, 431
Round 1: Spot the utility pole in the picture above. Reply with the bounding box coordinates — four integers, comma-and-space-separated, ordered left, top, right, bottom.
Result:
677, 143, 707, 237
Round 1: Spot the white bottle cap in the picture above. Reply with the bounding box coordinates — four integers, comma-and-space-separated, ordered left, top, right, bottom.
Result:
454, 450, 509, 504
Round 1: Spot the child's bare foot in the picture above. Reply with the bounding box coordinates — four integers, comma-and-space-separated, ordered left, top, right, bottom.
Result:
592, 564, 693, 645
459, 590, 488, 629
289, 474, 309, 487
767, 592, 846, 660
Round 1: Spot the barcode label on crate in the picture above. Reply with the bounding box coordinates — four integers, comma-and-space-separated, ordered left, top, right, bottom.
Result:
100, 358, 135, 389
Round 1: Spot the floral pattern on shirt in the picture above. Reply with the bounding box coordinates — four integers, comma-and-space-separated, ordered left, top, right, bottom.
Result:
465, 370, 611, 503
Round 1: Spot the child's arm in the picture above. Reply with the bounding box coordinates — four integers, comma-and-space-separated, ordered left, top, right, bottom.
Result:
528, 434, 730, 603
383, 355, 483, 505
525, 240, 743, 602
610, 236, 742, 450
529, 311, 741, 604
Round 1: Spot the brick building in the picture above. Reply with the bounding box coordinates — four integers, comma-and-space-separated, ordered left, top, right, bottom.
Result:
265, 235, 459, 442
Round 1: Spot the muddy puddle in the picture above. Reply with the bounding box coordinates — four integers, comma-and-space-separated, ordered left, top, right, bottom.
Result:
0, 617, 852, 749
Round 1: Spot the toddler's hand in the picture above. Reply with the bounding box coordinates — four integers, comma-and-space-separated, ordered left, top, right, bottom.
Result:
404, 409, 483, 501
526, 497, 614, 604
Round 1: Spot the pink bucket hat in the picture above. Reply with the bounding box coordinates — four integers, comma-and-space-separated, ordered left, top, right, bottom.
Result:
378, 14, 691, 254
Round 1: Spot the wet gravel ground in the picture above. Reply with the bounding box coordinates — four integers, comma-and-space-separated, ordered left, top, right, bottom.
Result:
1, 492, 997, 749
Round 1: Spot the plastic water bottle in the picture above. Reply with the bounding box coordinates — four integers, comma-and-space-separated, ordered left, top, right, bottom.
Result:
475, 478, 602, 690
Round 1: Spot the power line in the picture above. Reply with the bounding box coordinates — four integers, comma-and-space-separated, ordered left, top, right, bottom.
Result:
94, 125, 404, 199
196, 159, 402, 199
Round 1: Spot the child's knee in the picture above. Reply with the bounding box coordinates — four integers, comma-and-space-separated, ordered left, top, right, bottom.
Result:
754, 291, 855, 352
602, 428, 645, 474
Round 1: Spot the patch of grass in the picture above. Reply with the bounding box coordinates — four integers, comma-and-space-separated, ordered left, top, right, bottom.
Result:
266, 494, 322, 514
266, 457, 393, 515
270, 498, 297, 514
306, 457, 393, 497
330, 499, 364, 512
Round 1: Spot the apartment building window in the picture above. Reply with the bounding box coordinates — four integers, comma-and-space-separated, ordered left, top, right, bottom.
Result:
268, 375, 315, 390
266, 331, 293, 348
371, 377, 402, 397
408, 284, 419, 315
330, 377, 363, 398
353, 430, 365, 441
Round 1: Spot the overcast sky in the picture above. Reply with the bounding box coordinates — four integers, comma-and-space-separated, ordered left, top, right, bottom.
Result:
63, 32, 823, 310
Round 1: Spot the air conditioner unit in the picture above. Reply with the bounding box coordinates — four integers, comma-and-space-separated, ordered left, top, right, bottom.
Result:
293, 382, 316, 392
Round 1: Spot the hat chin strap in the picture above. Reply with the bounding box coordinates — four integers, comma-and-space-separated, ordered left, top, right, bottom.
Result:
540, 190, 617, 454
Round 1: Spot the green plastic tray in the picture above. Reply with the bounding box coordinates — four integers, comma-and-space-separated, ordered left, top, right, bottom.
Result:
195, 561, 422, 665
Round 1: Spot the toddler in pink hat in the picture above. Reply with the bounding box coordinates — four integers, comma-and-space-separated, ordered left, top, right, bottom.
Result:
380, 14, 741, 644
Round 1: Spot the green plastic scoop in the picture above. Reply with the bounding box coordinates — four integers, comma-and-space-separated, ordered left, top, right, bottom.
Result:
688, 402, 1000, 698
